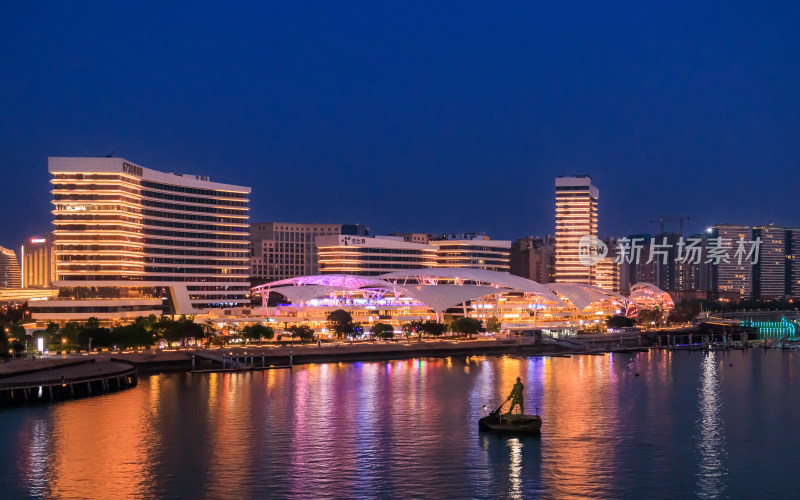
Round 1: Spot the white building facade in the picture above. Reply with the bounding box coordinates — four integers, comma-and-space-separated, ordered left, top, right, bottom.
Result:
31, 157, 251, 322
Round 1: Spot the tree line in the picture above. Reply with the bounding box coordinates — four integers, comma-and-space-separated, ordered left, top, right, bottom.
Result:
324, 309, 502, 342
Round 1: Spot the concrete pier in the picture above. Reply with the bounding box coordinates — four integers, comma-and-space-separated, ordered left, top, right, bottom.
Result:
0, 358, 137, 407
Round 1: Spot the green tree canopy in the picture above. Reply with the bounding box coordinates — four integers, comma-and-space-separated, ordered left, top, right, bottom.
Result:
607, 315, 636, 329
0, 328, 8, 358
372, 323, 394, 340
62, 321, 81, 344
638, 309, 662, 327
288, 324, 315, 343
451, 317, 484, 337
8, 323, 26, 339
326, 309, 356, 340
485, 317, 502, 333
78, 327, 112, 349
111, 323, 155, 349
421, 320, 446, 338
242, 324, 274, 343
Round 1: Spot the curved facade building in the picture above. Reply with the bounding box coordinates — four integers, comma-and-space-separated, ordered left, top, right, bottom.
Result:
32, 157, 250, 321
0, 245, 22, 289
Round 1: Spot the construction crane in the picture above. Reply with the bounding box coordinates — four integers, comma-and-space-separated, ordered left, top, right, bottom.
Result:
649, 216, 693, 235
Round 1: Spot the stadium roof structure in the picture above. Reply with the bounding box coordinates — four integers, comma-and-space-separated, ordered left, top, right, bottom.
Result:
251, 269, 672, 315
379, 268, 565, 305
251, 269, 567, 313
546, 283, 634, 312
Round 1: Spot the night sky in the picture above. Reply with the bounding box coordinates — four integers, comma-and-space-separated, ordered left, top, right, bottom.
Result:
1, 1, 798, 249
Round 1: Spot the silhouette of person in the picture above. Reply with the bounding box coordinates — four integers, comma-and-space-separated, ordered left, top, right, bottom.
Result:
506, 377, 524, 414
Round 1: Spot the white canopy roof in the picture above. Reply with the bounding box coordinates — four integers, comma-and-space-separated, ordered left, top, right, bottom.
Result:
253, 274, 396, 291
380, 268, 565, 305
253, 268, 572, 311
400, 285, 502, 313
267, 285, 343, 303
546, 283, 632, 311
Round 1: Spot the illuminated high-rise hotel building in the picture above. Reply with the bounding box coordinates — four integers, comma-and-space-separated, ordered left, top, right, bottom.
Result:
555, 176, 598, 285
32, 157, 250, 322
711, 224, 752, 299
752, 224, 786, 299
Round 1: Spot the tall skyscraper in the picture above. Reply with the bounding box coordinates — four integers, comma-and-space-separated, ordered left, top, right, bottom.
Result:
32, 157, 251, 322
555, 176, 598, 285
787, 229, 800, 298
752, 224, 786, 299
712, 224, 753, 299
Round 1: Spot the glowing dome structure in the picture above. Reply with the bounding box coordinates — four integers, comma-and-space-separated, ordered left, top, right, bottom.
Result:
629, 282, 675, 310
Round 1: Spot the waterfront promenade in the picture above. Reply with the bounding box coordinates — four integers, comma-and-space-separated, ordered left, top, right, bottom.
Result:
0, 333, 651, 406
0, 357, 137, 406
116, 338, 578, 371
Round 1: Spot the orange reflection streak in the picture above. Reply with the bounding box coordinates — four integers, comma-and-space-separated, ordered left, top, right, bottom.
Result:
40, 382, 158, 499
203, 372, 253, 498
539, 354, 624, 497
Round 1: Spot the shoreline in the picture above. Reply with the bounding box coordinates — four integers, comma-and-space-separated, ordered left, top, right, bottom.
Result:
113, 340, 578, 373
114, 336, 652, 373
0, 336, 655, 395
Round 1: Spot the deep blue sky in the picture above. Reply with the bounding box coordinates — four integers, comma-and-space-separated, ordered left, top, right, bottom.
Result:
1, 1, 799, 249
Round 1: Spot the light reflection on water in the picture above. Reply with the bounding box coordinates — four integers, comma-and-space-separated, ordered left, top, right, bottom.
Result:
696, 353, 727, 499
2, 350, 800, 498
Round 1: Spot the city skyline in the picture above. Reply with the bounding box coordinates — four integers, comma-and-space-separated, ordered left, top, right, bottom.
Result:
4, 157, 800, 252
2, 1, 800, 247
3, 4, 800, 498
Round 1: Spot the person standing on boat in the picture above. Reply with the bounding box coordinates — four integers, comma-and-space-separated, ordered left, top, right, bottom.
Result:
506, 377, 524, 414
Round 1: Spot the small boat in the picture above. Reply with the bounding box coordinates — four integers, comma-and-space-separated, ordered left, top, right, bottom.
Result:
479, 412, 542, 435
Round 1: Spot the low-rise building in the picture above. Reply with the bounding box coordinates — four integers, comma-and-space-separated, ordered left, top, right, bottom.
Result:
21, 234, 55, 289
317, 235, 437, 275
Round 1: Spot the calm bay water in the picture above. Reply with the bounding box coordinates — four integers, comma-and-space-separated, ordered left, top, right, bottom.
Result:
2, 349, 800, 499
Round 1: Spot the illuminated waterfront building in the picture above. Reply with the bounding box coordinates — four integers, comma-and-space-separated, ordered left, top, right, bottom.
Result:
752, 225, 786, 299
712, 224, 752, 299
317, 235, 437, 276
21, 234, 55, 289
555, 176, 598, 285
428, 237, 510, 272
252, 268, 661, 335
31, 157, 250, 322
0, 245, 22, 289
787, 229, 800, 297
593, 257, 619, 293
317, 234, 510, 276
